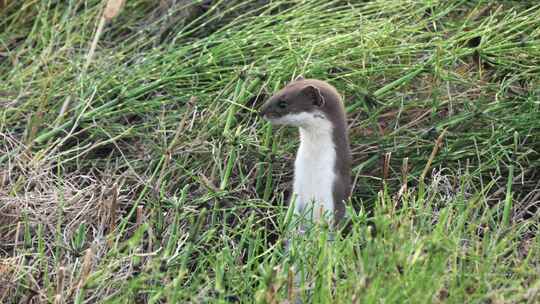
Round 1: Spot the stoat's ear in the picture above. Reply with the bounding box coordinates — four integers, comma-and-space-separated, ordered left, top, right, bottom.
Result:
301, 85, 325, 107
294, 75, 305, 82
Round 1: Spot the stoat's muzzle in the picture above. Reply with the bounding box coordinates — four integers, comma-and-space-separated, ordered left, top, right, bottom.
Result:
258, 102, 273, 119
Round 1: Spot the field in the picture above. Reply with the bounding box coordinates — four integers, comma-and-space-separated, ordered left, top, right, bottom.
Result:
1, 0, 539, 303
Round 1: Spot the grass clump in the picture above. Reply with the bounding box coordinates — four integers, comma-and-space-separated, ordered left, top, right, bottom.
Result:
1, 0, 539, 303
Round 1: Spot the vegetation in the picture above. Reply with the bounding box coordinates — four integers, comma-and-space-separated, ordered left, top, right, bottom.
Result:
1, 0, 539, 303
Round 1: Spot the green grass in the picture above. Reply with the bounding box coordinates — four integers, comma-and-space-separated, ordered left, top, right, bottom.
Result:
1, 0, 539, 303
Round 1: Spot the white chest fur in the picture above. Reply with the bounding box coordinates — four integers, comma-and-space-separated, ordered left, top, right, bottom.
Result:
267, 111, 337, 223
292, 114, 336, 223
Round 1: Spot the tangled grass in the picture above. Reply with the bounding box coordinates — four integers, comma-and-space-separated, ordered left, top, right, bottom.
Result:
1, 0, 539, 303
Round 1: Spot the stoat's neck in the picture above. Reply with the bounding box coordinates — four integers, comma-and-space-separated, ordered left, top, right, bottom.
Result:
292, 110, 351, 226
293, 117, 337, 224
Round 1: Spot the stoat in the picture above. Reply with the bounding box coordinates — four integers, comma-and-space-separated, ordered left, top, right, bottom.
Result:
259, 77, 352, 227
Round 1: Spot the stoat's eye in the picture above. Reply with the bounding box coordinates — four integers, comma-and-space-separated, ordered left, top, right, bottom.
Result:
277, 100, 287, 109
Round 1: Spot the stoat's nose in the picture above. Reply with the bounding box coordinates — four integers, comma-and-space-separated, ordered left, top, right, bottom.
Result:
258, 103, 269, 117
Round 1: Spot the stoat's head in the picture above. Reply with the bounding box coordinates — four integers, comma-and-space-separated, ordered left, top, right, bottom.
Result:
259, 76, 329, 128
